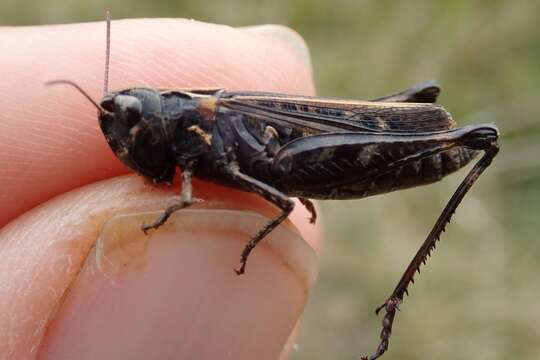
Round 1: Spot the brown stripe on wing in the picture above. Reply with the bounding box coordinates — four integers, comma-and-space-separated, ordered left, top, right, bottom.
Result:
219, 92, 456, 134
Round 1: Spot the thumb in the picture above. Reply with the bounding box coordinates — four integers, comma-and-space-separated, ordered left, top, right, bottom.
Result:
0, 176, 319, 359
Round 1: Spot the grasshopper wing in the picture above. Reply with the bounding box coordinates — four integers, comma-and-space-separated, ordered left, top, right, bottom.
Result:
220, 94, 455, 135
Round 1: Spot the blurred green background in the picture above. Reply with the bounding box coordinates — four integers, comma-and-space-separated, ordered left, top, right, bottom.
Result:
3, 1, 539, 359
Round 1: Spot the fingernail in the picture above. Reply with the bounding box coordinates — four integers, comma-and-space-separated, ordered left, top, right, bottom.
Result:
38, 209, 318, 359
240, 24, 313, 72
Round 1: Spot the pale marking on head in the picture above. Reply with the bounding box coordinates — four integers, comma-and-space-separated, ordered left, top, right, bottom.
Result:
116, 147, 130, 161
129, 124, 142, 138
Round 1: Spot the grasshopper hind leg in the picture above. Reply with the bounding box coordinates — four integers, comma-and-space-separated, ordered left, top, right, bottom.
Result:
362, 129, 499, 360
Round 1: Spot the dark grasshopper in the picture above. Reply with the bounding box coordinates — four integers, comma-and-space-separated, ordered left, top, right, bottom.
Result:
47, 14, 499, 360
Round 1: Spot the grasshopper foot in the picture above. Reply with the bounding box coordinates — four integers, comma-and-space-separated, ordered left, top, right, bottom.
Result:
361, 297, 401, 360
141, 213, 168, 234
234, 262, 246, 276
141, 197, 202, 235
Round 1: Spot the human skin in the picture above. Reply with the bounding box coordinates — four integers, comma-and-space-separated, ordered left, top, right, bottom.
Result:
0, 19, 321, 360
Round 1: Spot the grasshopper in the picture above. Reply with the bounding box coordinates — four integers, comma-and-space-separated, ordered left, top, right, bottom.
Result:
48, 12, 499, 359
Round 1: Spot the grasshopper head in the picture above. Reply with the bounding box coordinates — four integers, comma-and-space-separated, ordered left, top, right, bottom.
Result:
99, 88, 175, 182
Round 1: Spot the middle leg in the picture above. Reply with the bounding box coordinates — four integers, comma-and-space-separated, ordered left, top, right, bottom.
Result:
223, 162, 295, 275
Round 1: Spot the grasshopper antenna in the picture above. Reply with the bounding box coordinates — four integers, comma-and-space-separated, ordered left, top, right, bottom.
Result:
45, 80, 104, 113
45, 12, 113, 113
104, 10, 111, 95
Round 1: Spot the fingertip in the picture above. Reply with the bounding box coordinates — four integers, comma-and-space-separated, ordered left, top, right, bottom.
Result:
40, 209, 316, 359
0, 175, 318, 359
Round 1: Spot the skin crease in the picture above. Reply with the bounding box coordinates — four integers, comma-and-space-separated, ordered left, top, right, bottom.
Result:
0, 19, 322, 360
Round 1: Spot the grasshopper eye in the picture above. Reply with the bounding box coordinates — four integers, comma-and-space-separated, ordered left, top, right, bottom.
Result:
114, 95, 142, 126
100, 97, 114, 112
